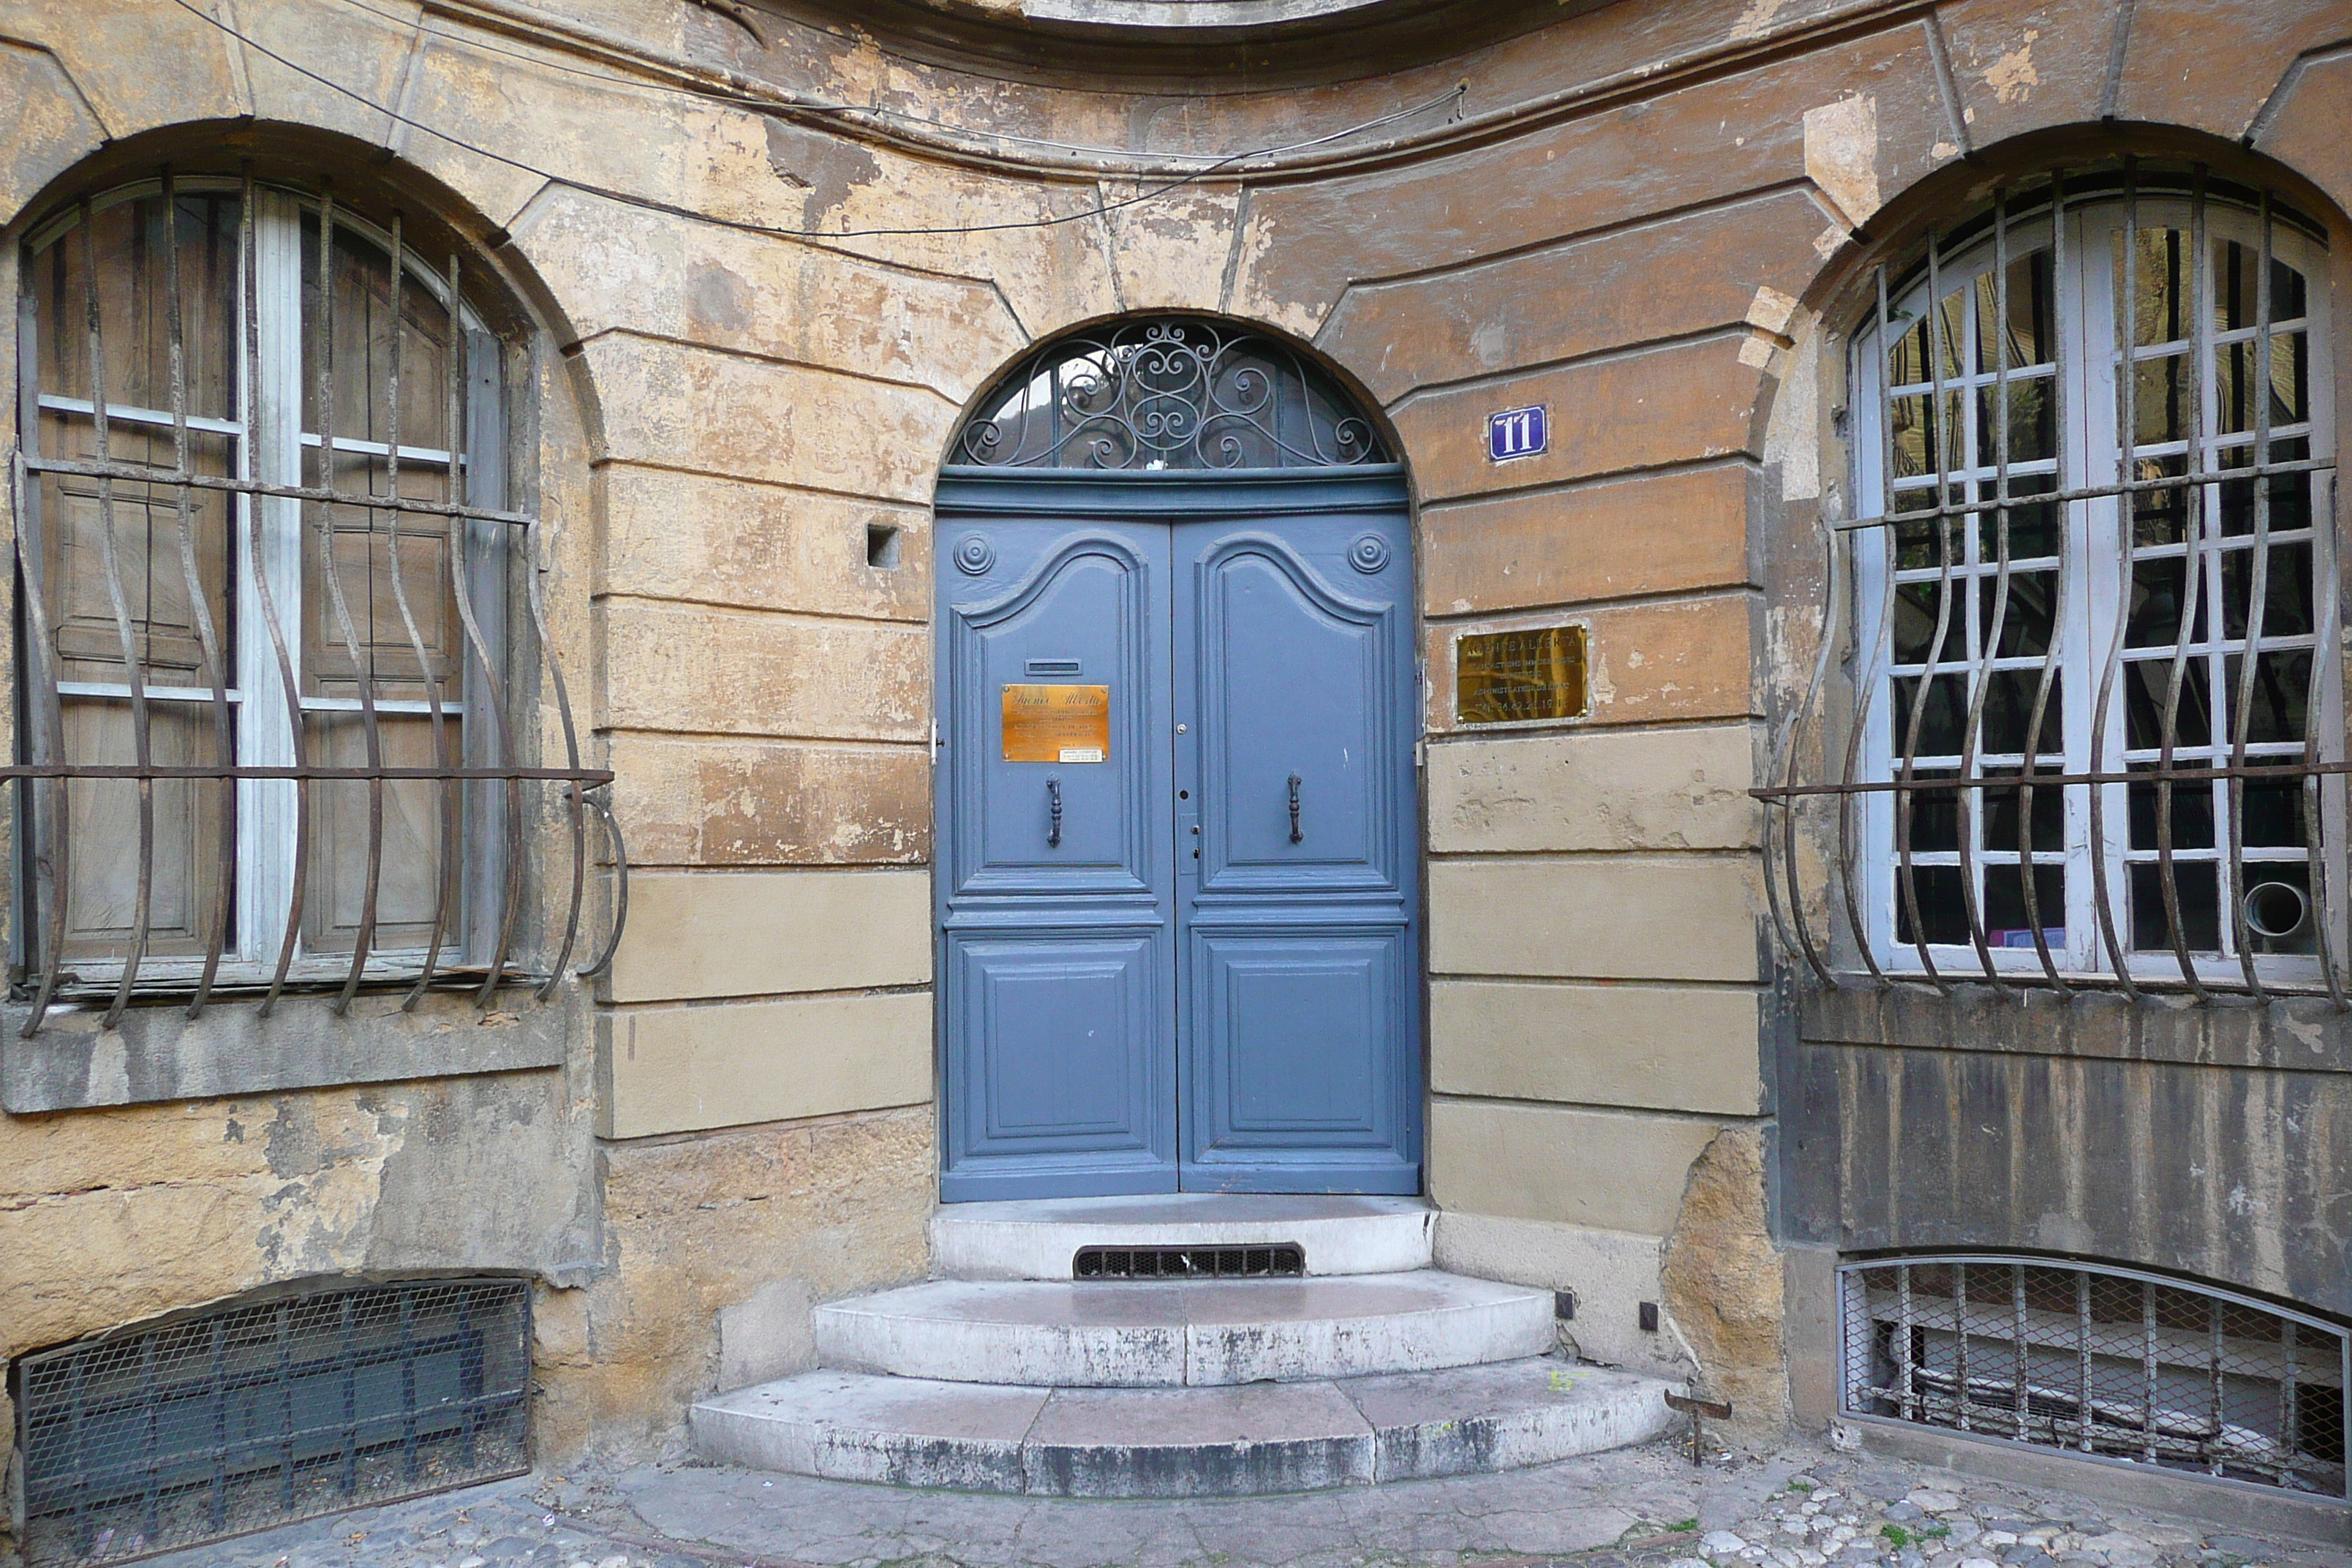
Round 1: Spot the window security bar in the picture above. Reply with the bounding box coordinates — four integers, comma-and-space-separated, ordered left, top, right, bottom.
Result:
8, 168, 626, 1035
12, 1277, 532, 1567
1757, 162, 2347, 1004
1839, 1256, 2350, 1501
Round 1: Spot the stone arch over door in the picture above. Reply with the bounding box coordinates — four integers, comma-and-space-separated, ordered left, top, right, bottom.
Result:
930, 315, 1423, 1200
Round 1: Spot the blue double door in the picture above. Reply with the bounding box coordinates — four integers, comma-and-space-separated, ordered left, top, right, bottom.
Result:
935, 470, 1421, 1200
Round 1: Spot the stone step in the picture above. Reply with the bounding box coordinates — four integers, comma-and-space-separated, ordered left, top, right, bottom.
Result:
929, 1194, 1434, 1281
691, 1359, 1676, 1497
811, 1270, 1554, 1387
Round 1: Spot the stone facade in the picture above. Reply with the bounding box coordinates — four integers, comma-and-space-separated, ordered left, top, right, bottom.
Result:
1, 0, 2348, 1555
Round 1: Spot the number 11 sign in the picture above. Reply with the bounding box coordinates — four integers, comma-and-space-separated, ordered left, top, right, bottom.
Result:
1488, 404, 1548, 462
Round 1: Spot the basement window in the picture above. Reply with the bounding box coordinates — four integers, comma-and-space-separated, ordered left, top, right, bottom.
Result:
1839, 1255, 2349, 1501
10, 1276, 532, 1567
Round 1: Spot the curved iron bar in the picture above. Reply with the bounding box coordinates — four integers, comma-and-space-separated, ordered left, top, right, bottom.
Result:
398, 252, 464, 1010
955, 318, 1388, 471
258, 181, 314, 1018
2150, 170, 2212, 1002
1893, 230, 1958, 996
1837, 264, 1901, 991
524, 505, 592, 1000
162, 168, 241, 1017
2014, 169, 2072, 992
451, 485, 524, 1009
1956, 189, 2015, 994
1763, 519, 1845, 987
2302, 469, 2348, 1009
79, 196, 159, 1031
13, 453, 72, 1037
322, 206, 394, 1014
2227, 190, 2277, 1000
573, 785, 630, 981
2086, 160, 2143, 1000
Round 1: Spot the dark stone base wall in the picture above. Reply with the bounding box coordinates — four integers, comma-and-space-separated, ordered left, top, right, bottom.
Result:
1776, 984, 2352, 1318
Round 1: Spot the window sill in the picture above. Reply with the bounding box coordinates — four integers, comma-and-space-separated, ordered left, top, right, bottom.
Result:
0, 984, 572, 1112
1798, 975, 2352, 1073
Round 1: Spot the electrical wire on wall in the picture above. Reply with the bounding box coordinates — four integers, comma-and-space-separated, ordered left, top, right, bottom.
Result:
165, 0, 1466, 244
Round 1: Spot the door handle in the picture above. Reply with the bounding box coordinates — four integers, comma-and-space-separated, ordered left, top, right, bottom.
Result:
1287, 774, 1303, 843
1047, 776, 1063, 848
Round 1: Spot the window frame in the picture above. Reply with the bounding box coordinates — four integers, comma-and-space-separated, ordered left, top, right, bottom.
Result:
10, 174, 552, 1007
1846, 181, 2345, 989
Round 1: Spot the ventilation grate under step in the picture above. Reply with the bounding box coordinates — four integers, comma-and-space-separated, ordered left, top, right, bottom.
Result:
1074, 1245, 1305, 1280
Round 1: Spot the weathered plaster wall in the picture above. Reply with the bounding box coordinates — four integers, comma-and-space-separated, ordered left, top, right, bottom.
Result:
3, 0, 2352, 1529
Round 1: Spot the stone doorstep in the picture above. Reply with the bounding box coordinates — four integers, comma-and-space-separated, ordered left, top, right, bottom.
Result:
812, 1270, 1556, 1387
690, 1360, 1678, 1498
928, 1194, 1437, 1281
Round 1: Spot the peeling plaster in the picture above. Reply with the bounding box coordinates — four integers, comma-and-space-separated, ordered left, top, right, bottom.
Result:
1985, 29, 2043, 105
1802, 94, 1881, 227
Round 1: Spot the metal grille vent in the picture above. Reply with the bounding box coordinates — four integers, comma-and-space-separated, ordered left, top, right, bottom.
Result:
1074, 1244, 1305, 1280
1841, 1256, 2348, 1499
12, 1277, 531, 1567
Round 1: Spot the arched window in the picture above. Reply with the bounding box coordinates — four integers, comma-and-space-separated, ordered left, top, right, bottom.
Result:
12, 171, 612, 1022
1766, 162, 2344, 1000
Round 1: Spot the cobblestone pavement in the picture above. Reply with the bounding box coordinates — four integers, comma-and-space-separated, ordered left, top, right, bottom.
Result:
123, 1437, 2351, 1568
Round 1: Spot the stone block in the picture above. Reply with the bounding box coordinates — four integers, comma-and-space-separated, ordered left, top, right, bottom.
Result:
0, 40, 103, 222
1431, 1211, 1686, 1380
1430, 980, 1763, 1115
599, 599, 927, 744
598, 990, 932, 1139
1425, 723, 1759, 854
1101, 179, 1243, 313
1428, 1098, 1725, 1237
1428, 855, 1763, 983
1425, 595, 1757, 734
717, 1276, 817, 1392
10, 0, 245, 144
0, 987, 569, 1113
549, 1107, 933, 1460
2253, 49, 2352, 222
1395, 338, 1767, 504
1421, 465, 1754, 617
578, 333, 954, 502
608, 734, 929, 867
605, 868, 932, 1003
1324, 188, 1831, 404
1931, 0, 2111, 151
598, 466, 930, 622
1231, 23, 1955, 336
510, 185, 1022, 404
230, 0, 421, 149
2115, 0, 2352, 143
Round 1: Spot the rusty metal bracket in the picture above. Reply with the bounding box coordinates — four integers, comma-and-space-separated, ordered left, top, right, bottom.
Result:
1664, 1391, 1733, 1466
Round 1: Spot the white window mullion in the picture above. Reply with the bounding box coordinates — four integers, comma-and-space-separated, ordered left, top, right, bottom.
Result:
238, 191, 305, 972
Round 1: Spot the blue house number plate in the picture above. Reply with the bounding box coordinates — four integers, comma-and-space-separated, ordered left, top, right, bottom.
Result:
1488, 404, 1548, 462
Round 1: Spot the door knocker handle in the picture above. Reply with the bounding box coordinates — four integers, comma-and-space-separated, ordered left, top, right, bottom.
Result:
1287, 774, 1303, 844
1047, 775, 1063, 848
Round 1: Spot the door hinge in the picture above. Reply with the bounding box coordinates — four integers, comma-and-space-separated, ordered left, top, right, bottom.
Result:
931, 718, 941, 761
1414, 737, 1426, 769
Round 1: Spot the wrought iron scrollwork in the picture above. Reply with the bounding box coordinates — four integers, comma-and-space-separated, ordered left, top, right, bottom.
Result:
953, 317, 1389, 471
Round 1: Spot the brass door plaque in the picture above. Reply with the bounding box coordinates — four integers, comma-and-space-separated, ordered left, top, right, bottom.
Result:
1002, 684, 1111, 762
1455, 625, 1588, 725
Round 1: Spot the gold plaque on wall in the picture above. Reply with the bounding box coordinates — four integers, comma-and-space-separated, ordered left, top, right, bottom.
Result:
1455, 625, 1588, 725
1001, 684, 1112, 762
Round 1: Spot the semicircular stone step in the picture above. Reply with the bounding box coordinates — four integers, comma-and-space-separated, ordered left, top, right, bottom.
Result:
811, 1270, 1554, 1387
690, 1360, 1677, 1498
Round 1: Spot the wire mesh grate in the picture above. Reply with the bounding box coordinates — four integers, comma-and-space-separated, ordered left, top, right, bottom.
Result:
1072, 1244, 1306, 1279
11, 1277, 532, 1567
1839, 1256, 2349, 1499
